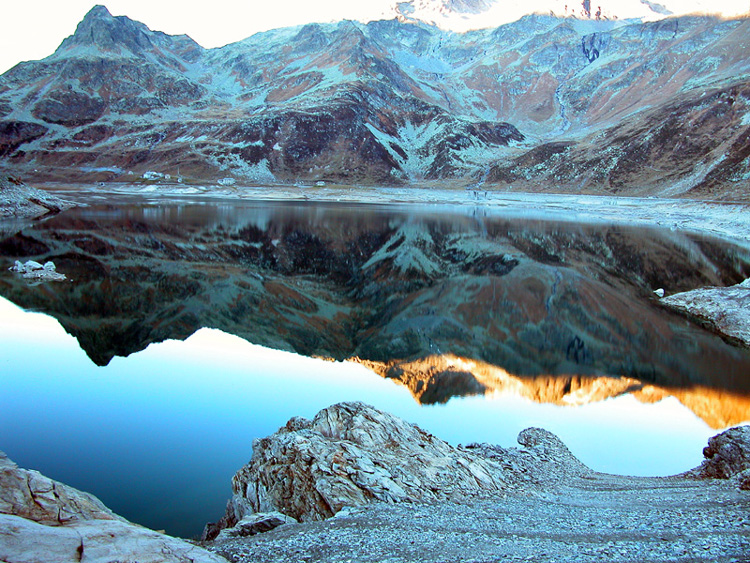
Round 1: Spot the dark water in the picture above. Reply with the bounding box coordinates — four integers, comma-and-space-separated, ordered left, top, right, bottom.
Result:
1, 198, 749, 538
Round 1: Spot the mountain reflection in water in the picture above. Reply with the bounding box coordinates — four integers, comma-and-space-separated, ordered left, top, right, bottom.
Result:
1, 200, 749, 424
1, 198, 749, 536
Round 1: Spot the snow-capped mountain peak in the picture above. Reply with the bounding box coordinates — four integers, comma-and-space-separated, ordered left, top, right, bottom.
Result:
377, 0, 747, 31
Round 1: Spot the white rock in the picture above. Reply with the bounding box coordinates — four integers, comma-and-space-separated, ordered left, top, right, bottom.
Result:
216, 512, 296, 540
0, 514, 227, 563
654, 288, 665, 298
220, 402, 507, 526
9, 259, 67, 282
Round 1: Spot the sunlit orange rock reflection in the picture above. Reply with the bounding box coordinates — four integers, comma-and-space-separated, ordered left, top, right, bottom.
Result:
353, 354, 750, 429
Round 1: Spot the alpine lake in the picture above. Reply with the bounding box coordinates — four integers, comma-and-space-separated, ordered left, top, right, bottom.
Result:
1, 188, 749, 538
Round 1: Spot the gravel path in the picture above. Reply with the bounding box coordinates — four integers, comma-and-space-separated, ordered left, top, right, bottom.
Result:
209, 475, 750, 563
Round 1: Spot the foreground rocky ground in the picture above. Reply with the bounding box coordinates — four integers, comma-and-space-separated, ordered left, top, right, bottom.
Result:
1, 402, 749, 562
208, 482, 749, 563
0, 451, 226, 563
203, 403, 750, 563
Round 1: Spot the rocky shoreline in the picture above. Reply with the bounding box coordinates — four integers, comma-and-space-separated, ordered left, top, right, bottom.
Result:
661, 279, 750, 348
202, 402, 750, 563
3, 402, 747, 563
0, 176, 73, 220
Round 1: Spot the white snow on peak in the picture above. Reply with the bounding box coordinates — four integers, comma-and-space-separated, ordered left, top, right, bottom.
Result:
372, 0, 749, 32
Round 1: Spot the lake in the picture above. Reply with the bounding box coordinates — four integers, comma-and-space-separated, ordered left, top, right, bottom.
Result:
1, 195, 749, 538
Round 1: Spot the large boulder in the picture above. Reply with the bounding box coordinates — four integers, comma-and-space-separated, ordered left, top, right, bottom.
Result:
0, 451, 227, 563
661, 280, 750, 346
692, 425, 750, 489
221, 402, 507, 528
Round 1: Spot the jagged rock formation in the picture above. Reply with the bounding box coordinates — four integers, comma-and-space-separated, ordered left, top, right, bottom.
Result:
206, 402, 593, 538
690, 425, 750, 489
0, 450, 227, 563
0, 6, 749, 198
205, 402, 750, 555
222, 402, 506, 526
1, 202, 749, 427
661, 278, 750, 346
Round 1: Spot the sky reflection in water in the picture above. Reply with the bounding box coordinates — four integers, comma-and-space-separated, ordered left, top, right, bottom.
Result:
0, 295, 719, 538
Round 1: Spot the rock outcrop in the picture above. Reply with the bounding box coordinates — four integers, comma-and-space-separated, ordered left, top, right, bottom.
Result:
207, 402, 750, 553
0, 451, 227, 563
219, 402, 506, 530
0, 176, 72, 219
690, 425, 750, 489
661, 279, 750, 346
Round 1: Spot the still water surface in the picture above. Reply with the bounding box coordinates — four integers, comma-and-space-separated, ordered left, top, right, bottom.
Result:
1, 198, 749, 538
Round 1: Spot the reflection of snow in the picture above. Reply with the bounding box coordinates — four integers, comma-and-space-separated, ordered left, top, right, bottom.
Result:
363, 222, 443, 276
377, 0, 749, 33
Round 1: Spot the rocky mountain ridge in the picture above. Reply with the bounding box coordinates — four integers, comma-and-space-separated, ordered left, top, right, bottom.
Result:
1, 6, 749, 199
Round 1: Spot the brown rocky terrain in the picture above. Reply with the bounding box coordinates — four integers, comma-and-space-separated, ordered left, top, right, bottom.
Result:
1, 200, 749, 427
0, 7, 749, 198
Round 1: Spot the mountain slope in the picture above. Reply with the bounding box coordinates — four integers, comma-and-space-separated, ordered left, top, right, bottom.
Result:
0, 5, 749, 198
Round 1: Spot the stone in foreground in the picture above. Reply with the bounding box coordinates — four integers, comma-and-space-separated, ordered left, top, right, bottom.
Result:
0, 451, 226, 563
214, 401, 506, 532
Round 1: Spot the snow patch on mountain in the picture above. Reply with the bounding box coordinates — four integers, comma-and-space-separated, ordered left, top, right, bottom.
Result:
377, 0, 748, 33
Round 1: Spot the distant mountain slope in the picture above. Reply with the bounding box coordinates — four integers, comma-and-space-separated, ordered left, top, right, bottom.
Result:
0, 5, 749, 199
